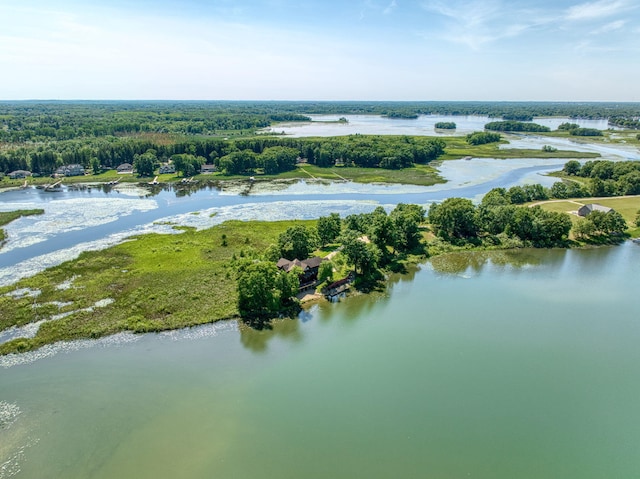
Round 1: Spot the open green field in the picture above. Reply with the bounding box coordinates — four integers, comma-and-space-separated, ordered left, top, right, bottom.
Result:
535, 196, 640, 237
0, 220, 315, 355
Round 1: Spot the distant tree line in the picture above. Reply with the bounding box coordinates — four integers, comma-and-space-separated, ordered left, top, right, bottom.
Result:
2, 101, 640, 145
608, 116, 640, 130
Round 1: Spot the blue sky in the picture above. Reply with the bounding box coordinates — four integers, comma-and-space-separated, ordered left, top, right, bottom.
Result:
1, 0, 638, 101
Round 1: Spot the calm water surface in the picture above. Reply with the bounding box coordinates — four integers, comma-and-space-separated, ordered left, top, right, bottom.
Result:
2, 243, 640, 478
263, 114, 616, 137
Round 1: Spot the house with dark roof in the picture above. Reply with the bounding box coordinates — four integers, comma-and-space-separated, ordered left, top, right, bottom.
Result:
200, 164, 217, 174
8, 170, 32, 179
277, 256, 325, 288
158, 163, 175, 174
116, 163, 134, 174
578, 204, 613, 217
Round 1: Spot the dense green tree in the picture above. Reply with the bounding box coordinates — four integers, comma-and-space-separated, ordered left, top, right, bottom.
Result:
133, 150, 158, 177
390, 204, 423, 251
317, 213, 342, 246
563, 160, 581, 176
428, 198, 478, 240
588, 210, 627, 236
317, 261, 334, 284
507, 186, 527, 204
558, 122, 580, 131
485, 121, 550, 132
341, 234, 380, 277
277, 225, 318, 260
466, 131, 501, 145
237, 261, 299, 319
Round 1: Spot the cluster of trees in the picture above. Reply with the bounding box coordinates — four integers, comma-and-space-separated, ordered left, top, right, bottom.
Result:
502, 113, 534, 121
434, 122, 456, 129
557, 122, 603, 136
0, 133, 447, 176
608, 116, 640, 129
428, 191, 573, 247
563, 160, 640, 196
484, 121, 551, 132
237, 204, 427, 320
216, 146, 299, 175
236, 261, 300, 320
383, 111, 419, 119
574, 210, 628, 240
466, 131, 501, 145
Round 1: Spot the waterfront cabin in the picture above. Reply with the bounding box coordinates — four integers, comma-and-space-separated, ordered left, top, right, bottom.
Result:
578, 204, 613, 217
200, 164, 217, 174
8, 170, 32, 179
55, 164, 85, 177
277, 256, 325, 289
116, 163, 134, 174
158, 163, 175, 174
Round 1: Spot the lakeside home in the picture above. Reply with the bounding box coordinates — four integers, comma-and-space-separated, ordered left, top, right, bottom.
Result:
8, 170, 32, 179
277, 256, 325, 289
55, 164, 85, 177
116, 163, 134, 174
578, 204, 614, 216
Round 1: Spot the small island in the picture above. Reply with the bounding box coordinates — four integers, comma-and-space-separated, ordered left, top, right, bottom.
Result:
434, 122, 456, 130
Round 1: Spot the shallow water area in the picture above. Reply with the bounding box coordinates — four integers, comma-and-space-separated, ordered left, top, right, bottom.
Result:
263, 114, 615, 137
1, 243, 640, 478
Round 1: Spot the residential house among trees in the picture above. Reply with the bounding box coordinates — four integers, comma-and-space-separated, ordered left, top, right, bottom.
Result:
55, 164, 85, 176
276, 256, 325, 288
158, 163, 175, 174
8, 170, 32, 179
200, 164, 217, 174
116, 163, 134, 174
578, 204, 613, 217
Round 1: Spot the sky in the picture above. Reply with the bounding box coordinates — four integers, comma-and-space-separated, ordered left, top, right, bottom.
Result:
0, 0, 639, 101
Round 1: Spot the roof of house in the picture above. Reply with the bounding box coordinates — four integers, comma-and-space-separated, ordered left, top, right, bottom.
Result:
117, 163, 133, 170
277, 256, 324, 272
578, 203, 613, 215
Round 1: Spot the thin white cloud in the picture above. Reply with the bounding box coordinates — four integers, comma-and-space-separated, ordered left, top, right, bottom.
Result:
565, 0, 631, 21
421, 1, 549, 50
384, 0, 398, 15
591, 19, 626, 33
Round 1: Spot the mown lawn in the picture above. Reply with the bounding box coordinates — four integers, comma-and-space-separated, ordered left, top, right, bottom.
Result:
534, 196, 640, 237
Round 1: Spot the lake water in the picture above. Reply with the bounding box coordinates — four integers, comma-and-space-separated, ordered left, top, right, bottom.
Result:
263, 114, 616, 137
2, 242, 639, 478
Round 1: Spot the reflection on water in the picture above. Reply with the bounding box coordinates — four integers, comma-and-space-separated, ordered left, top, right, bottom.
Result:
429, 249, 547, 275
239, 318, 303, 354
